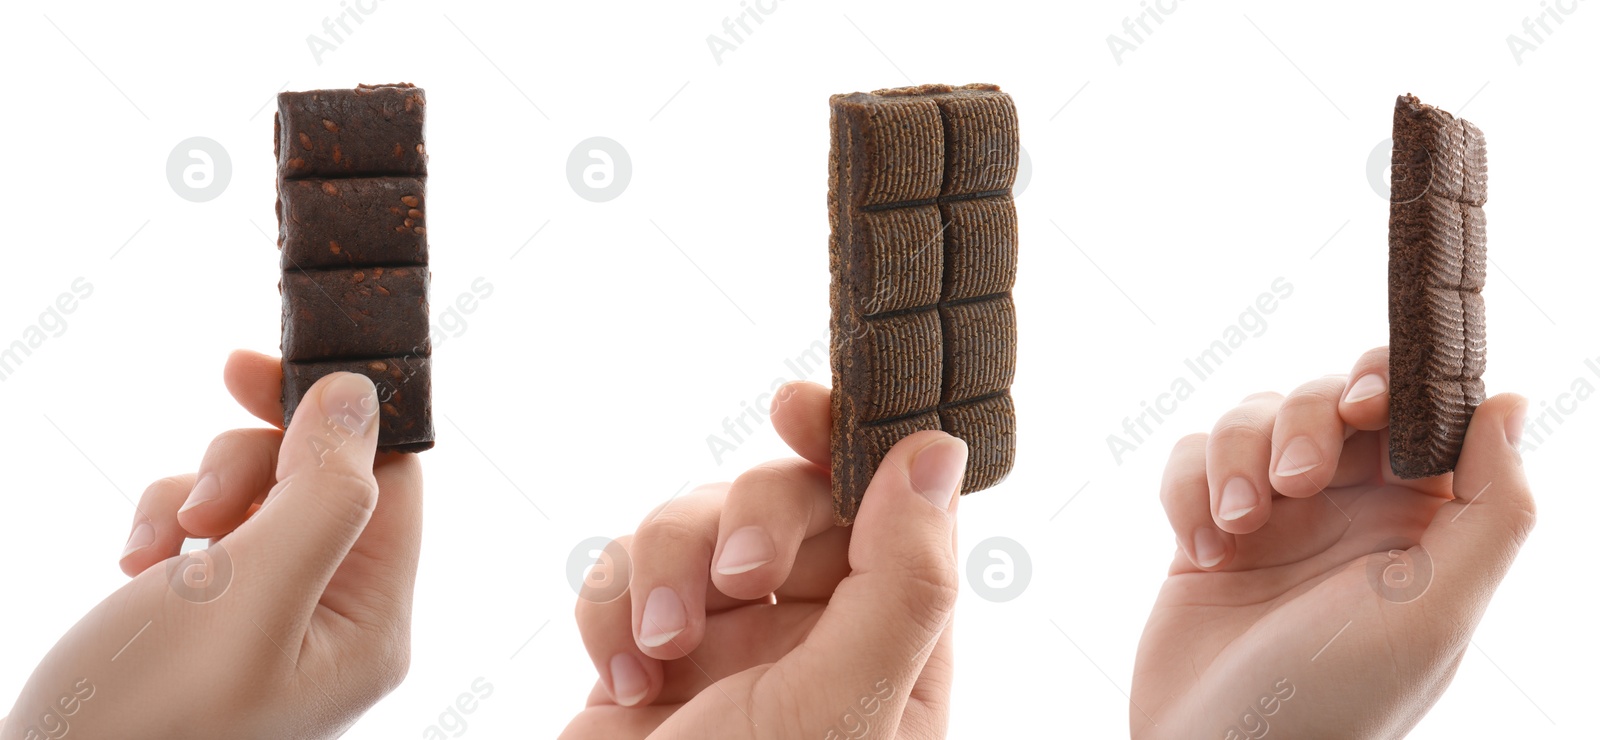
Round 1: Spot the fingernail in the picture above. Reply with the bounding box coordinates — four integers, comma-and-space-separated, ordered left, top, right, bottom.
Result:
1344, 373, 1387, 403
1505, 399, 1527, 450
122, 522, 154, 559
321, 373, 377, 436
178, 474, 221, 515
910, 436, 968, 509
1275, 437, 1321, 477
1192, 527, 1226, 569
716, 526, 775, 575
609, 653, 648, 707
1218, 477, 1257, 521
638, 587, 686, 648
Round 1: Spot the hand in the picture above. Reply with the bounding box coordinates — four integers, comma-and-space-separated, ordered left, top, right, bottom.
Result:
1, 350, 422, 740
1131, 346, 1535, 738
562, 381, 962, 739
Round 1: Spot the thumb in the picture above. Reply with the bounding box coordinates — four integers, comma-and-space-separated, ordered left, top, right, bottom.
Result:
1417, 393, 1536, 610
230, 372, 382, 611
762, 430, 964, 733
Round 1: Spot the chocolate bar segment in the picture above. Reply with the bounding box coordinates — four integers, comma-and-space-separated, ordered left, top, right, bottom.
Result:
829, 83, 1019, 523
277, 84, 434, 452
275, 83, 426, 180
284, 357, 434, 452
281, 267, 430, 362
1388, 93, 1487, 478
278, 177, 428, 269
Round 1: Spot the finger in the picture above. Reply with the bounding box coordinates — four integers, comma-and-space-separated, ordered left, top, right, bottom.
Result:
710, 458, 835, 600
119, 474, 197, 576
754, 430, 964, 735
1205, 393, 1281, 533
1161, 434, 1234, 572
318, 449, 424, 644
630, 486, 724, 659
176, 428, 281, 538
1339, 346, 1391, 431
1419, 394, 1535, 611
1268, 376, 1347, 498
224, 349, 285, 427
227, 372, 381, 617
770, 381, 831, 467
575, 535, 666, 709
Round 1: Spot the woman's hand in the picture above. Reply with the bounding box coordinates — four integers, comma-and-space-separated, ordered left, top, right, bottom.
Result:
2, 350, 423, 740
1131, 346, 1535, 738
563, 381, 962, 739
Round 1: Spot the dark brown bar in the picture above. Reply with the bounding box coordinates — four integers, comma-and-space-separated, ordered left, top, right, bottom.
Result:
284, 356, 433, 452
275, 83, 426, 180
1388, 93, 1487, 479
276, 84, 434, 452
277, 177, 428, 270
828, 83, 1019, 523
280, 266, 430, 362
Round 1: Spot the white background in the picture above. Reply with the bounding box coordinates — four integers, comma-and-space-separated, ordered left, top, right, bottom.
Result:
0, 0, 1594, 737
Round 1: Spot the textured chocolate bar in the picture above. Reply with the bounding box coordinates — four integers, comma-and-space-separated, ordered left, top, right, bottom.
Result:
1389, 93, 1487, 478
275, 83, 426, 180
828, 83, 1019, 523
280, 267, 430, 361
277, 84, 433, 452
283, 357, 433, 452
277, 177, 427, 269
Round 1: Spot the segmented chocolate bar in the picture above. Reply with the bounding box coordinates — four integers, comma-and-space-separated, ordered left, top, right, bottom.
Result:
277, 83, 434, 452
1388, 93, 1486, 478
828, 83, 1019, 523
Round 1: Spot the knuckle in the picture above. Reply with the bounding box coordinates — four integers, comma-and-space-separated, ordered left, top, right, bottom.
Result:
289, 469, 380, 523
731, 463, 789, 498
378, 644, 412, 696
1170, 432, 1209, 457
634, 504, 709, 548
1282, 379, 1344, 409
1209, 413, 1271, 447
207, 427, 264, 454
893, 549, 960, 618
140, 475, 191, 505
1239, 390, 1282, 404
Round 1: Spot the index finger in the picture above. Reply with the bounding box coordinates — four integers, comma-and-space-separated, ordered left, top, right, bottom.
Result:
771, 381, 830, 467
1338, 346, 1390, 431
224, 349, 285, 427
